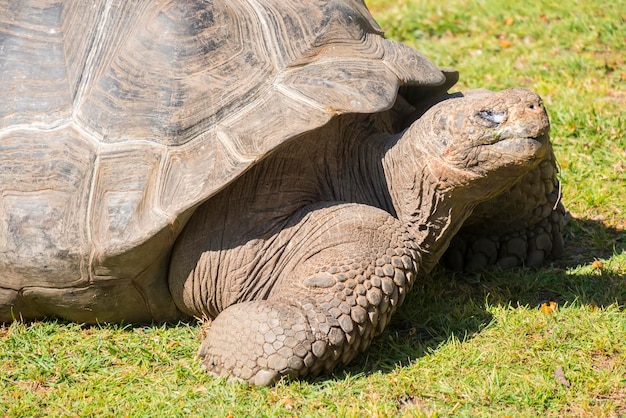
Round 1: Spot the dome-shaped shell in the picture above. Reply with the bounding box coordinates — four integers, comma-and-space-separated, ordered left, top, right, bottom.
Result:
0, 0, 448, 314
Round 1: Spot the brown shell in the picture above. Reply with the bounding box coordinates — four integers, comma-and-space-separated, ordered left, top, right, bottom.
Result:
0, 0, 447, 293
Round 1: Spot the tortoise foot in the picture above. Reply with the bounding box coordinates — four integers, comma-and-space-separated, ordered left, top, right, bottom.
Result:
444, 201, 566, 271
198, 301, 314, 385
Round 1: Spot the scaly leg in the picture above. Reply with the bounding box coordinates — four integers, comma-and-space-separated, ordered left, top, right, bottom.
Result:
444, 146, 566, 271
194, 203, 419, 385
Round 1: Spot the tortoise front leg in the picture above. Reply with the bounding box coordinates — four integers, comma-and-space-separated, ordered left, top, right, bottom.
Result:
196, 203, 420, 385
443, 152, 566, 271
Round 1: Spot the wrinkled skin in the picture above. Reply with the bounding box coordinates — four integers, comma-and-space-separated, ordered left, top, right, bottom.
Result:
169, 88, 554, 385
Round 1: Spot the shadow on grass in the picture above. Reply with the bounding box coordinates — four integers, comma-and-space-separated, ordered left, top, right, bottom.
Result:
558, 216, 626, 268
340, 216, 625, 378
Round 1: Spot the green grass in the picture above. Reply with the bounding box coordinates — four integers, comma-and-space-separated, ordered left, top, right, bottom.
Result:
2, 0, 625, 416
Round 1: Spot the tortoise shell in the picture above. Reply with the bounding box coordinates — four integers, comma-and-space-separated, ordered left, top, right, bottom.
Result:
0, 0, 449, 320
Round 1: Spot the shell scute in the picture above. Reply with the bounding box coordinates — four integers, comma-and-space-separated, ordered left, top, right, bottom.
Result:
0, 0, 447, 300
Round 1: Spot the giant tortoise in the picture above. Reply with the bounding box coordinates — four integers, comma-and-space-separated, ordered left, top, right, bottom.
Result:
0, 0, 564, 385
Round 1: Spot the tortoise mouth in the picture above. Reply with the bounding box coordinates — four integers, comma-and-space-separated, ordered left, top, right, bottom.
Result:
533, 132, 550, 146
478, 121, 550, 146
528, 131, 550, 146
489, 132, 549, 159
513, 131, 549, 146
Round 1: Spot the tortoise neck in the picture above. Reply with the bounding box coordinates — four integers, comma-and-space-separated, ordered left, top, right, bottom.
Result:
322, 113, 475, 273
380, 128, 474, 273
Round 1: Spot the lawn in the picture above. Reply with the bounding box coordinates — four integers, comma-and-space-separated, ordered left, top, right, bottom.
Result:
1, 0, 624, 416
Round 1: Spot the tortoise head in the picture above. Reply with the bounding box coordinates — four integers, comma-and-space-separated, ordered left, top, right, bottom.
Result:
414, 88, 550, 198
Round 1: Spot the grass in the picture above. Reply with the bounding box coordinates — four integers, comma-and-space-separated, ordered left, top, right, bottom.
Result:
2, 0, 625, 416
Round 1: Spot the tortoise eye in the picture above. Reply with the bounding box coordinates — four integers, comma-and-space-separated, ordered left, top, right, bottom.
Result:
478, 109, 506, 125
